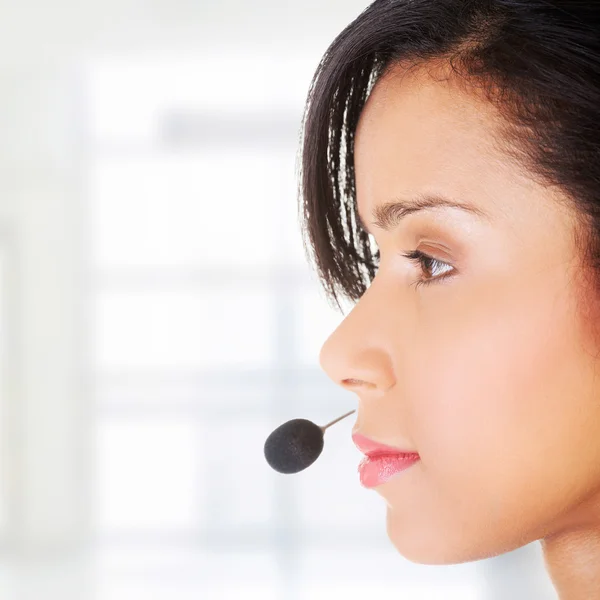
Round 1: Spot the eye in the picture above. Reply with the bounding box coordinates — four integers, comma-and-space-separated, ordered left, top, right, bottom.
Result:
401, 249, 455, 289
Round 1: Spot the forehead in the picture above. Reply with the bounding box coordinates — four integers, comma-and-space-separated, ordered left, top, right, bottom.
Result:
352, 63, 580, 257
354, 65, 509, 213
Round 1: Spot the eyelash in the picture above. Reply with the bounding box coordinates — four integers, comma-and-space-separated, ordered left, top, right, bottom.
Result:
400, 249, 455, 289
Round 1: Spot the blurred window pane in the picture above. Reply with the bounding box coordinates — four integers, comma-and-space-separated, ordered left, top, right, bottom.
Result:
96, 377, 273, 412
95, 547, 280, 600
202, 418, 277, 532
295, 287, 349, 367
94, 288, 274, 369
87, 56, 315, 144
91, 151, 282, 269
95, 418, 199, 532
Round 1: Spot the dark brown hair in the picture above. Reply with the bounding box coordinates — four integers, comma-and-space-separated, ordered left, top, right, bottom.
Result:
298, 0, 600, 311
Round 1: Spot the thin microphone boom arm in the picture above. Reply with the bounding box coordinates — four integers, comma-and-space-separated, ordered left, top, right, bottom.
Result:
320, 409, 356, 431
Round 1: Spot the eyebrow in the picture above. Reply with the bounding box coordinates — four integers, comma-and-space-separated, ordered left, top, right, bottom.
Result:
356, 193, 491, 234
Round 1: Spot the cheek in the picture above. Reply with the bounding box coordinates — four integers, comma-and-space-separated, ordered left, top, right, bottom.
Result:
398, 273, 600, 546
381, 276, 600, 564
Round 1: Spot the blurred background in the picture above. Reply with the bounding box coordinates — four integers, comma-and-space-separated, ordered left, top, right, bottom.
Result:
0, 1, 559, 598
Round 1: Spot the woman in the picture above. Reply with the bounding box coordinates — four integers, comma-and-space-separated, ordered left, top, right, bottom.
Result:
299, 1, 600, 597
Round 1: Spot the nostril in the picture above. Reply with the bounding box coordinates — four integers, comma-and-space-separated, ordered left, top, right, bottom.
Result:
342, 378, 376, 390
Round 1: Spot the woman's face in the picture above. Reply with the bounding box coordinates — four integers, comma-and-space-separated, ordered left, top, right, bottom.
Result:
318, 63, 600, 565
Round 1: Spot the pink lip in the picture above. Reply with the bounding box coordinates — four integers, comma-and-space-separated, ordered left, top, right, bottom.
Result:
352, 433, 420, 488
352, 432, 418, 457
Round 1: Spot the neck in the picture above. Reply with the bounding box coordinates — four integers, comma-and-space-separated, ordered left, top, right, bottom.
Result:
541, 527, 600, 599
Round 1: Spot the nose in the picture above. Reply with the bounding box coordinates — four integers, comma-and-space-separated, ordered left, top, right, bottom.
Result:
318, 284, 396, 396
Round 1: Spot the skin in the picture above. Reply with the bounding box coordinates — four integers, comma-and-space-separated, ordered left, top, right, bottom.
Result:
317, 62, 600, 598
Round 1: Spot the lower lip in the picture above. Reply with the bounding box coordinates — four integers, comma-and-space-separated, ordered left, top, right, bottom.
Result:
358, 454, 420, 488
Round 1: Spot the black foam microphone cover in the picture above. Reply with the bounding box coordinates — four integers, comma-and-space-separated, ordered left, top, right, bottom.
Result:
264, 418, 324, 474
263, 410, 356, 474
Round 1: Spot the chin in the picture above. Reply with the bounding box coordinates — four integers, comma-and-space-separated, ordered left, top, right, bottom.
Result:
385, 510, 500, 566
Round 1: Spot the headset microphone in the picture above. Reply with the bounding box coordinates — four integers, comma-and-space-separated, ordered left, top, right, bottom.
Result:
263, 409, 356, 474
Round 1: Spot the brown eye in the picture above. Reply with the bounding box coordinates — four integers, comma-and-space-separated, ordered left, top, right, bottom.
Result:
402, 249, 455, 288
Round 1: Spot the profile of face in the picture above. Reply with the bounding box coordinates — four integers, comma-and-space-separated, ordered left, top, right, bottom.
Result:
318, 63, 600, 565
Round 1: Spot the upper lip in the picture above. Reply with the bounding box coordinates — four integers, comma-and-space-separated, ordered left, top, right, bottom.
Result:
352, 432, 419, 457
